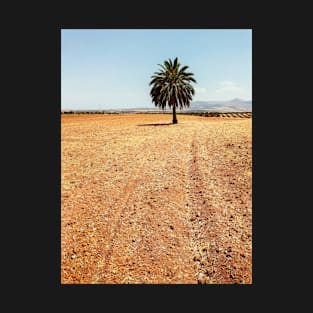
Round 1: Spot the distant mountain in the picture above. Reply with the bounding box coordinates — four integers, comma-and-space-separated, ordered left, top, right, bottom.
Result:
121, 98, 252, 113
187, 98, 252, 112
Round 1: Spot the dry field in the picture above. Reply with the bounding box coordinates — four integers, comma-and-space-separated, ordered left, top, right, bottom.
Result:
61, 113, 252, 284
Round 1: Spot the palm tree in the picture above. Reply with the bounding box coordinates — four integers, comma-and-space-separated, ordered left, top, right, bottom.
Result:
149, 57, 196, 124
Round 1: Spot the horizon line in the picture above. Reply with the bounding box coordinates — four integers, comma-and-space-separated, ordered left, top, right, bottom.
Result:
61, 98, 252, 110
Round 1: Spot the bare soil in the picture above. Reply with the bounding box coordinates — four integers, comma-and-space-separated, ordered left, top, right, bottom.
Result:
61, 114, 252, 284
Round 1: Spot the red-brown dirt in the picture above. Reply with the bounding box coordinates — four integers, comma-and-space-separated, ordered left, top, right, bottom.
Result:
61, 114, 252, 284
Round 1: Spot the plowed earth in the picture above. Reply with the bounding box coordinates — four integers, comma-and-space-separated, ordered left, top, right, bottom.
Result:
61, 114, 252, 284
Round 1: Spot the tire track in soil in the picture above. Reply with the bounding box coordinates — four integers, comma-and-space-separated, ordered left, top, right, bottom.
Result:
187, 130, 211, 283
187, 130, 228, 284
91, 162, 145, 283
61, 160, 144, 283
186, 122, 252, 284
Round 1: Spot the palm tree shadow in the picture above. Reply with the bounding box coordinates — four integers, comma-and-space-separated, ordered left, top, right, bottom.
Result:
137, 123, 173, 127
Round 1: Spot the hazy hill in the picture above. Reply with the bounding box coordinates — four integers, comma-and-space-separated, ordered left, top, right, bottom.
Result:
186, 98, 252, 112
129, 98, 252, 112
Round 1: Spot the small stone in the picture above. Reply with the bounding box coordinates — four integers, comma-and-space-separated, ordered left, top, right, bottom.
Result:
198, 273, 207, 284
206, 268, 213, 276
201, 245, 207, 252
201, 259, 209, 266
193, 254, 201, 261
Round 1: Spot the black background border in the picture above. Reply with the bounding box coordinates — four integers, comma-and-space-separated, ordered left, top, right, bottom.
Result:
6, 1, 293, 309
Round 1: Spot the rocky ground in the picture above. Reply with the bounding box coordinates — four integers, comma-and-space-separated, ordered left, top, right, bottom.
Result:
61, 114, 252, 284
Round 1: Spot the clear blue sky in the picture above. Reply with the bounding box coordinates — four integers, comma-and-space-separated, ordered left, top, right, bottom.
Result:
61, 29, 252, 110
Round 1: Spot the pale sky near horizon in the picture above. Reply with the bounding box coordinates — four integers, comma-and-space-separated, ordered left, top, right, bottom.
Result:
61, 29, 252, 110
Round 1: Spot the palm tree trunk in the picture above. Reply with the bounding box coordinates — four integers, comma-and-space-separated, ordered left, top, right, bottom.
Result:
172, 105, 178, 124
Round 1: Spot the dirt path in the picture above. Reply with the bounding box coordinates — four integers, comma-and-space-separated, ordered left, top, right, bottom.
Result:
61, 114, 252, 284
